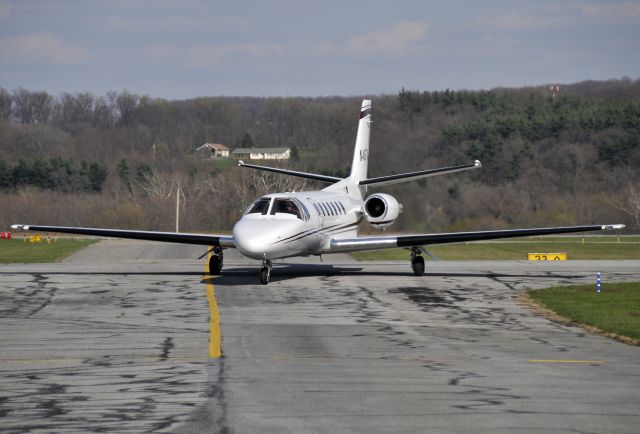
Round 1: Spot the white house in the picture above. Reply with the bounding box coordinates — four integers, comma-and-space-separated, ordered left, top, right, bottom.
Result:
195, 143, 230, 158
231, 147, 291, 160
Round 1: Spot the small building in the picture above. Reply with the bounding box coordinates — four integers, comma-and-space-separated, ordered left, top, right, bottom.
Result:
231, 147, 291, 160
195, 143, 230, 158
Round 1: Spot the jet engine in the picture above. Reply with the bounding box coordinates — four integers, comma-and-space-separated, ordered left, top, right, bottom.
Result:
364, 193, 402, 230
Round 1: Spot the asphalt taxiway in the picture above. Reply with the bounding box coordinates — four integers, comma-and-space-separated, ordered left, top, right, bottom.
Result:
1, 239, 639, 433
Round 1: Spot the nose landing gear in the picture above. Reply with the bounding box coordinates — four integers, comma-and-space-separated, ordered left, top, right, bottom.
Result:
260, 260, 272, 285
410, 247, 425, 276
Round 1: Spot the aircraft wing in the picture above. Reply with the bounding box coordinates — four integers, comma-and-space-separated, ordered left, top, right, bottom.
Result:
329, 224, 625, 253
10, 224, 235, 247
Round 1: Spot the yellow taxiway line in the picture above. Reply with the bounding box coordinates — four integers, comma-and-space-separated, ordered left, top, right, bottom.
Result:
205, 251, 222, 358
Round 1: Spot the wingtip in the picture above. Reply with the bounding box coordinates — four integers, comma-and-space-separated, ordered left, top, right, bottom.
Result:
10, 224, 22, 229
602, 224, 625, 230
474, 159, 482, 168
237, 160, 245, 167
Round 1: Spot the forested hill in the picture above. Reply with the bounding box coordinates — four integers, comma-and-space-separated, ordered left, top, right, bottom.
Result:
0, 79, 639, 232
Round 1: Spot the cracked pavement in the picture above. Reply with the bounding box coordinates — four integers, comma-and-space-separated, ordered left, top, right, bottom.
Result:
1, 239, 639, 433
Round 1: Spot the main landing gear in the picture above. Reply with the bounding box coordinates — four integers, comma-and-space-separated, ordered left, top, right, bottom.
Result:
209, 246, 223, 275
260, 260, 272, 285
410, 247, 425, 276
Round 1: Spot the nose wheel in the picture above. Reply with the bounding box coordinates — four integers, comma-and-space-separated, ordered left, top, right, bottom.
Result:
410, 248, 425, 276
260, 260, 272, 285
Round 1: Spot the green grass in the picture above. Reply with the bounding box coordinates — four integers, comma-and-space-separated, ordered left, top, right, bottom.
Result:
0, 238, 97, 263
351, 236, 640, 261
527, 282, 640, 342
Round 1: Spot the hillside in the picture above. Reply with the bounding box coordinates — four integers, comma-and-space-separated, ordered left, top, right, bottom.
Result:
1, 79, 639, 232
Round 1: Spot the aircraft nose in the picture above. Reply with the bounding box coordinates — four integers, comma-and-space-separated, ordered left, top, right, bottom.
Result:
233, 218, 276, 259
233, 216, 303, 260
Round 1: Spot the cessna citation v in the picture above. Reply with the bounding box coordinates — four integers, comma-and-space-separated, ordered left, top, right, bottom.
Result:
13, 100, 624, 284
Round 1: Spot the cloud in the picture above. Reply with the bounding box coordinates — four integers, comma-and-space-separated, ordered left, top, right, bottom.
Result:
109, 15, 250, 34
576, 1, 640, 24
184, 43, 287, 68
346, 21, 428, 56
0, 32, 93, 65
147, 42, 286, 69
145, 21, 430, 69
475, 11, 569, 30
476, 2, 640, 30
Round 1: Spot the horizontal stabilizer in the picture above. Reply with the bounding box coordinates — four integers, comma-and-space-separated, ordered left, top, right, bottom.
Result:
359, 160, 481, 187
238, 161, 342, 183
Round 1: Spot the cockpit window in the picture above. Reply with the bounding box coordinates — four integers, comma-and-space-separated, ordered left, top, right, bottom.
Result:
296, 199, 311, 220
246, 198, 271, 215
270, 199, 302, 219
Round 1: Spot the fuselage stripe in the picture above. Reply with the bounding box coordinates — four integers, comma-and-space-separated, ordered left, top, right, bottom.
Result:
283, 221, 360, 244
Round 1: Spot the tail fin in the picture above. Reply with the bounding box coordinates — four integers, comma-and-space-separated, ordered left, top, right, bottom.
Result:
349, 99, 371, 183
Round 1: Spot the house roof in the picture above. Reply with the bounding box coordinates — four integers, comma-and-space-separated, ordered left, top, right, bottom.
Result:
231, 147, 290, 154
196, 143, 229, 151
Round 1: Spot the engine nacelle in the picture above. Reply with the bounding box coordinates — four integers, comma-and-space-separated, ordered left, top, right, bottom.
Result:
364, 193, 402, 230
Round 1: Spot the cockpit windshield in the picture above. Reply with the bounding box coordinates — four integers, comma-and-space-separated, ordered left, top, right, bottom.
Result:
245, 197, 309, 220
270, 199, 301, 219
246, 198, 271, 215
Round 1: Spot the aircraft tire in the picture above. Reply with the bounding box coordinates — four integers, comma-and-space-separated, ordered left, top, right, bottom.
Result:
209, 255, 222, 275
412, 256, 425, 276
260, 267, 270, 285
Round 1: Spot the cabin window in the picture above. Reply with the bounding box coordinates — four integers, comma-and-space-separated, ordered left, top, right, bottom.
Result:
246, 197, 271, 215
270, 198, 302, 219
324, 203, 333, 216
329, 202, 338, 215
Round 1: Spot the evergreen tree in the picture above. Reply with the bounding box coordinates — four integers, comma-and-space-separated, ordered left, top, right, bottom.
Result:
135, 163, 153, 186
88, 162, 108, 192
240, 133, 255, 148
0, 160, 12, 188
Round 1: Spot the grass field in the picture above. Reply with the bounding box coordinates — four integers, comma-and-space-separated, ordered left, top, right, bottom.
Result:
351, 236, 640, 261
0, 238, 97, 263
527, 282, 640, 343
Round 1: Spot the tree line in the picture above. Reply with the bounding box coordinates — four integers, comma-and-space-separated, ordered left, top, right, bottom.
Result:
0, 158, 107, 192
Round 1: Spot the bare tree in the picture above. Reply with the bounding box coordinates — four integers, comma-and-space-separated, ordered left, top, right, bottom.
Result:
608, 183, 640, 230
0, 87, 12, 120
116, 90, 140, 127
12, 88, 35, 124
137, 171, 178, 200
31, 91, 53, 124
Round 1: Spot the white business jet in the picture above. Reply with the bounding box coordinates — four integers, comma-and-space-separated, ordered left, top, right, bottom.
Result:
13, 100, 624, 284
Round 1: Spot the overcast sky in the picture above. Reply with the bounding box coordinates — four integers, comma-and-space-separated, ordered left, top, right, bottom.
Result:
1, 0, 638, 100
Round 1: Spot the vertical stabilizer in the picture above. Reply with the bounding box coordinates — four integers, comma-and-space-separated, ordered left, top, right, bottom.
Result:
349, 99, 371, 183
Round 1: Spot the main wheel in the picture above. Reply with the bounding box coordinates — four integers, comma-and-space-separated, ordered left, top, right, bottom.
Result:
260, 267, 270, 285
209, 254, 222, 275
412, 255, 425, 276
